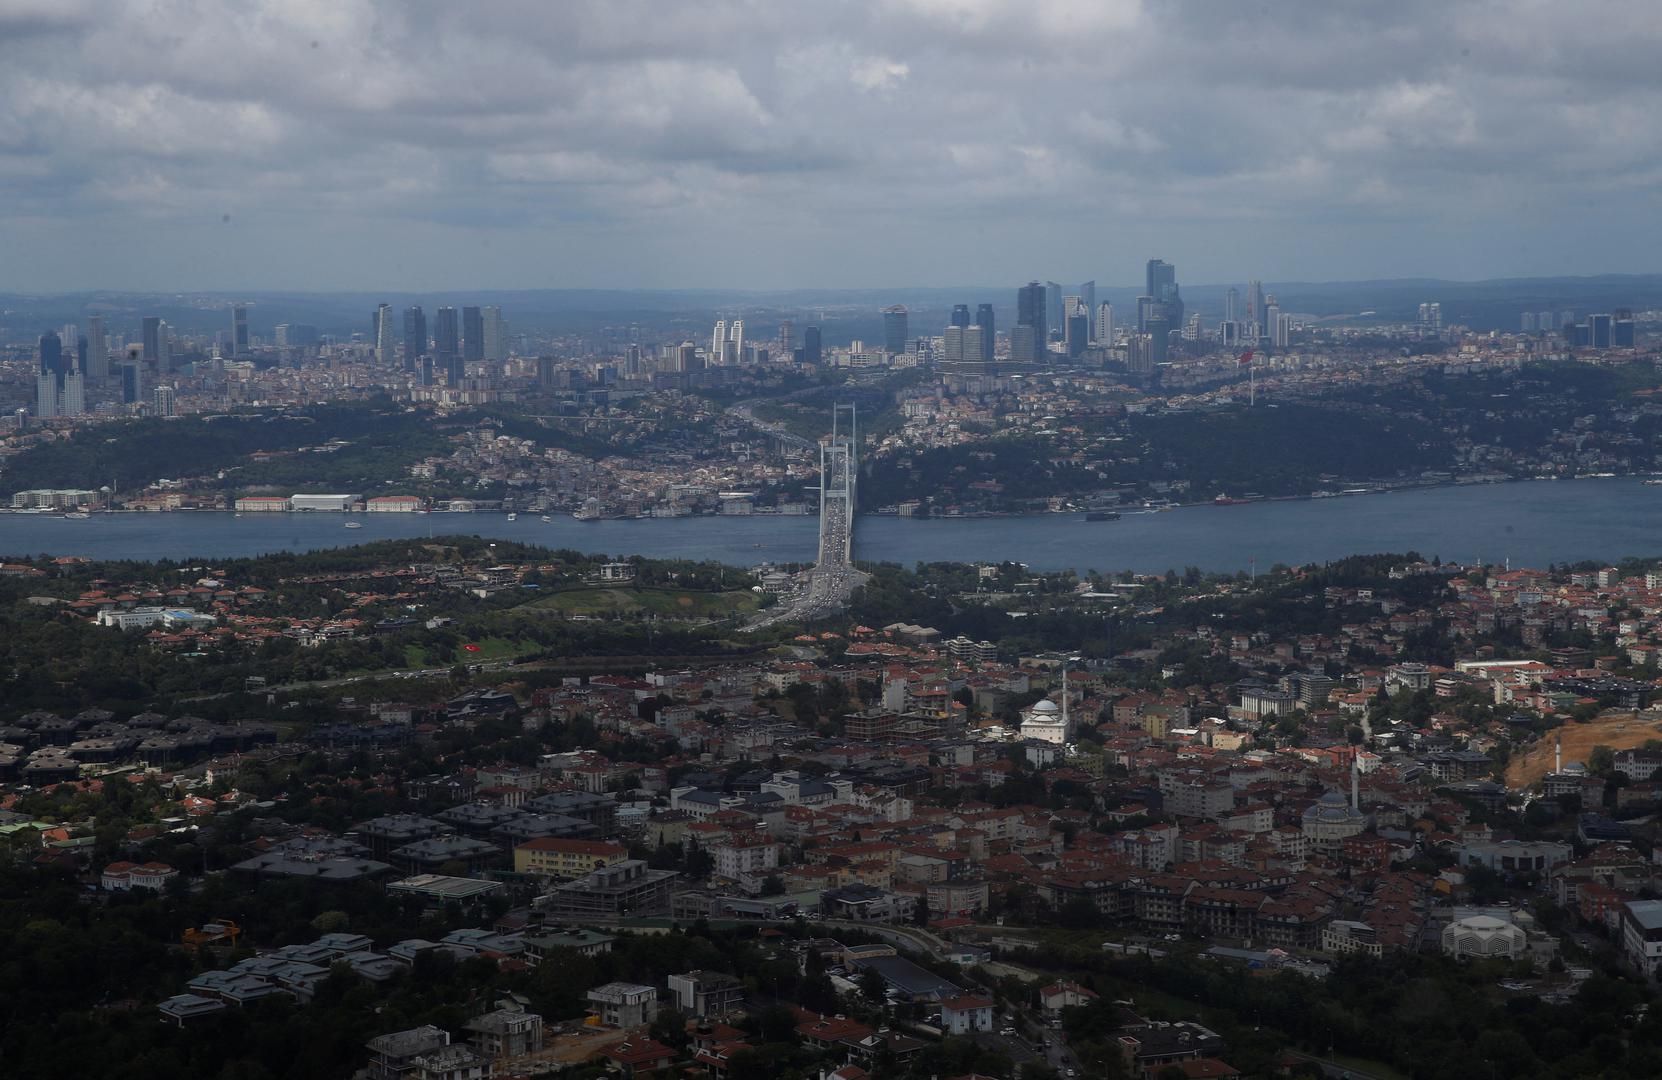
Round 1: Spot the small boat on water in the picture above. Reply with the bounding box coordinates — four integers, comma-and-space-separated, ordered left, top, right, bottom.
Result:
344, 522, 363, 529
541, 514, 552, 523
507, 513, 517, 522
63, 511, 91, 520
1084, 511, 1119, 521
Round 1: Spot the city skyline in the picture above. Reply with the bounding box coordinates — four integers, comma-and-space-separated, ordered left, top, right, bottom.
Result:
4, 1, 1662, 292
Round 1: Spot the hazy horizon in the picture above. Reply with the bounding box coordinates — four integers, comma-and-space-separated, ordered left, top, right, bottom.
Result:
5, 270, 1662, 302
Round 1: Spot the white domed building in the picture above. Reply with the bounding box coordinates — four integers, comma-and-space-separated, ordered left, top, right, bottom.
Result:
1442, 914, 1527, 960
1020, 698, 1069, 746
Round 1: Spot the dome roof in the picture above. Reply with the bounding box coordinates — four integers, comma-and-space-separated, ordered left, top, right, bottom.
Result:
1303, 790, 1363, 824
1031, 699, 1060, 715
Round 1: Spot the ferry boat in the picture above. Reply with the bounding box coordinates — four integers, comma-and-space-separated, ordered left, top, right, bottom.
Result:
63, 511, 91, 520
343, 521, 363, 529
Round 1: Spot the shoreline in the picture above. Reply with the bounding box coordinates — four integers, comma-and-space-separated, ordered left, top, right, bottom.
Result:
868, 472, 1649, 520
2, 472, 1654, 522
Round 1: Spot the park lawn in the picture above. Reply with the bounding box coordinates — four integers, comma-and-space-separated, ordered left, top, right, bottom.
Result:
401, 635, 536, 669
530, 586, 761, 618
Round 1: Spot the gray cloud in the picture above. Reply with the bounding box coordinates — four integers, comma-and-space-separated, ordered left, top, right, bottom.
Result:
1, 0, 1659, 291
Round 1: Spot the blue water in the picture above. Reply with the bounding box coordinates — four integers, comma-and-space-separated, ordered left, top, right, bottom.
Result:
2, 478, 1657, 574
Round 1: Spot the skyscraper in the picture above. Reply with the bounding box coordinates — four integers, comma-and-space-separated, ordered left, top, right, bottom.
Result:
975, 303, 995, 361
60, 364, 85, 417
729, 319, 745, 364
1588, 313, 1613, 349
231, 305, 249, 356
950, 304, 971, 329
1095, 302, 1114, 346
434, 306, 461, 385
1077, 281, 1097, 321
35, 370, 58, 419
462, 306, 485, 362
482, 306, 506, 362
36, 331, 63, 418
1614, 309, 1636, 347
942, 325, 966, 362
142, 316, 162, 369
1136, 295, 1157, 333
1224, 287, 1240, 325
1015, 281, 1047, 361
1146, 259, 1182, 332
1045, 282, 1063, 339
374, 303, 395, 365
86, 310, 107, 378
1064, 298, 1089, 358
121, 359, 145, 405
1146, 259, 1175, 302
1145, 317, 1170, 367
882, 305, 909, 355
403, 306, 427, 369
712, 321, 727, 364
804, 326, 822, 365
153, 385, 176, 417
777, 320, 794, 353
1246, 281, 1266, 329
87, 315, 107, 379
39, 330, 65, 387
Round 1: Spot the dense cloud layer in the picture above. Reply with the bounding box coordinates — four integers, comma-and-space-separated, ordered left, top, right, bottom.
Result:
2, 0, 1658, 291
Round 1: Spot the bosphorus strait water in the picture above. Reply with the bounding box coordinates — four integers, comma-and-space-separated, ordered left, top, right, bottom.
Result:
2, 478, 1658, 574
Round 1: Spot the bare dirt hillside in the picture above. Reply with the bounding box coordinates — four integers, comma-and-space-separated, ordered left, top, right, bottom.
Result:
1506, 712, 1662, 788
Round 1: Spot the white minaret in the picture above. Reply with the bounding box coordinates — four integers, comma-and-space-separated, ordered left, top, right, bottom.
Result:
1351, 750, 1360, 811
1060, 665, 1069, 736
1555, 737, 1562, 774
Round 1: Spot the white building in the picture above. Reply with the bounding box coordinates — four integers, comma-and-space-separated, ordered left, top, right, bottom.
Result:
1442, 914, 1527, 960
713, 839, 778, 881
1621, 899, 1662, 979
289, 494, 360, 512
939, 995, 995, 1035
1019, 698, 1068, 745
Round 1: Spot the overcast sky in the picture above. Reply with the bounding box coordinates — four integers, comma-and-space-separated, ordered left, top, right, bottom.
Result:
2, 0, 1659, 293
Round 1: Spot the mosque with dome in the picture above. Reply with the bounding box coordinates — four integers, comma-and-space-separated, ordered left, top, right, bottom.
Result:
1019, 697, 1070, 745
1301, 758, 1369, 853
